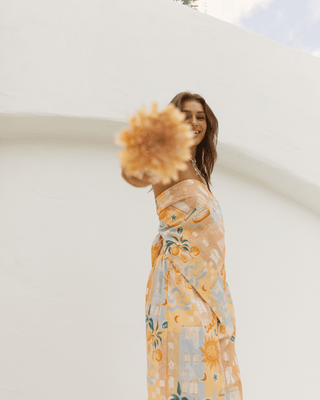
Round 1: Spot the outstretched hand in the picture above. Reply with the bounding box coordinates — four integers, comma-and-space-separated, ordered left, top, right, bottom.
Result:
121, 168, 159, 187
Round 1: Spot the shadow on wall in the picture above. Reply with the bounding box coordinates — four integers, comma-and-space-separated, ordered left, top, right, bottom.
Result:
1, 113, 319, 215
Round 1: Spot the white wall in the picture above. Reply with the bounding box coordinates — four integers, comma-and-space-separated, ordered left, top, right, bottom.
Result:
0, 139, 319, 399
1, 0, 320, 399
214, 166, 320, 400
1, 0, 320, 213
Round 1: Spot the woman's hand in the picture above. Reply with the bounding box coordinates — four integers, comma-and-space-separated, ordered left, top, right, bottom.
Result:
121, 168, 158, 188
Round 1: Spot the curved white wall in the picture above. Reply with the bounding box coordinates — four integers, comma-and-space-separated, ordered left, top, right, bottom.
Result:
1, 0, 320, 399
1, 0, 320, 212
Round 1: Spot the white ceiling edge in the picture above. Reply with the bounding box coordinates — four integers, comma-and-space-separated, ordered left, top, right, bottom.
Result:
216, 141, 320, 216
0, 113, 124, 141
1, 113, 319, 216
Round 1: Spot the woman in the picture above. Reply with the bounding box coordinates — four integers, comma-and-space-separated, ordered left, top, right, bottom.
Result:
122, 92, 243, 400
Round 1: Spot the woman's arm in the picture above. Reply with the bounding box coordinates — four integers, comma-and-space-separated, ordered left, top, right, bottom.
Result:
121, 167, 153, 188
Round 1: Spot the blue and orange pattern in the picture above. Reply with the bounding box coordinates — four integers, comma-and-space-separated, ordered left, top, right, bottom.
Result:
145, 179, 242, 400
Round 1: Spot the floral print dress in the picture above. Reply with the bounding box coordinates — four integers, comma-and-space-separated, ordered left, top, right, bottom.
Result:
145, 179, 243, 400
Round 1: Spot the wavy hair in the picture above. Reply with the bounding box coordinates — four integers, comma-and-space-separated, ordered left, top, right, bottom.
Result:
148, 91, 219, 194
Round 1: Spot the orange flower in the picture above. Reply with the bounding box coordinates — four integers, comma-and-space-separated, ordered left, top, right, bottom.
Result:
114, 101, 196, 185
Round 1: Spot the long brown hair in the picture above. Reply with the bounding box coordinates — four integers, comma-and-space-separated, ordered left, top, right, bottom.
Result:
148, 91, 219, 194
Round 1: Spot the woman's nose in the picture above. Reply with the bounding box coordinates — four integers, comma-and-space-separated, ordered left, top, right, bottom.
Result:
191, 118, 198, 126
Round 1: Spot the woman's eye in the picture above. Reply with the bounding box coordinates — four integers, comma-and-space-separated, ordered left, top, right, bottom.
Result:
185, 115, 204, 119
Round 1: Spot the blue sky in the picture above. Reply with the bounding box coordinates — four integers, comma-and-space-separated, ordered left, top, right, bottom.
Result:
197, 0, 320, 58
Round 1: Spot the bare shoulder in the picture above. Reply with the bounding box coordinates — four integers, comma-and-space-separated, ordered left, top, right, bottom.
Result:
152, 162, 202, 200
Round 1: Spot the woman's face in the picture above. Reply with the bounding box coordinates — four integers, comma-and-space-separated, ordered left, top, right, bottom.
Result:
181, 100, 207, 157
